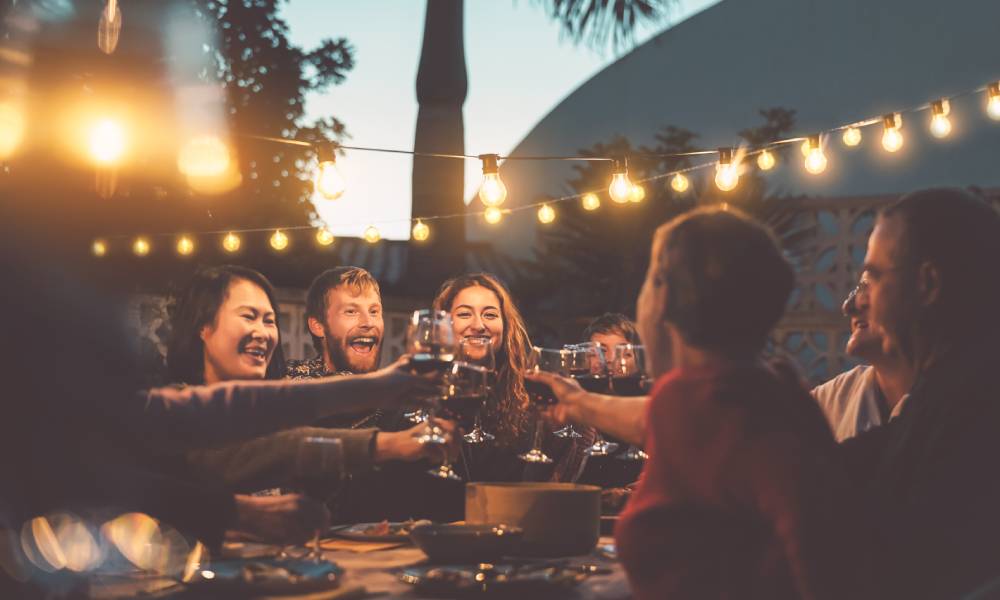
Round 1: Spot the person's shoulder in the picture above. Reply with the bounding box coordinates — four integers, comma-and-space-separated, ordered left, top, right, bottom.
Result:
811, 365, 873, 404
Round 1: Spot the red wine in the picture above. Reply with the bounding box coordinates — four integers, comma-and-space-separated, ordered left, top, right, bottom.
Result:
611, 375, 648, 396
525, 379, 556, 406
294, 475, 342, 502
574, 374, 610, 394
411, 352, 455, 373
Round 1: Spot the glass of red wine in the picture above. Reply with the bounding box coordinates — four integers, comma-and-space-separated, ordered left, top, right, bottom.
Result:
573, 342, 619, 457
520, 346, 569, 464
456, 339, 495, 444
407, 310, 460, 481
294, 437, 345, 562
610, 343, 650, 461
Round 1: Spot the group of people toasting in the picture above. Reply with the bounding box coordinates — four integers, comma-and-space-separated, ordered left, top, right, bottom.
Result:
2, 186, 999, 599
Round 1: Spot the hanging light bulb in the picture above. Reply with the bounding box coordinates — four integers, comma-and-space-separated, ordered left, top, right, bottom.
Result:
88, 118, 127, 166
988, 83, 1000, 121
412, 220, 430, 241
316, 228, 335, 246
929, 99, 952, 139
478, 154, 507, 207
178, 135, 231, 177
714, 148, 739, 192
670, 173, 689, 193
363, 225, 381, 244
484, 206, 503, 225
222, 232, 241, 253
629, 183, 646, 203
881, 113, 904, 153
91, 239, 107, 257
800, 139, 811, 157
842, 126, 862, 147
757, 149, 776, 171
608, 158, 632, 203
315, 143, 346, 200
132, 237, 150, 257
581, 192, 600, 211
176, 236, 195, 256
97, 0, 121, 55
803, 135, 827, 175
269, 229, 289, 251
537, 203, 556, 223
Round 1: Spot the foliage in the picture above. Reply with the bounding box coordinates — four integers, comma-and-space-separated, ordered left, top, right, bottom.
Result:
532, 0, 675, 51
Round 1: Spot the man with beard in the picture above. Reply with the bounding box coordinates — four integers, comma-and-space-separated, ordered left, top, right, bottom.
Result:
841, 188, 1000, 598
287, 267, 461, 522
810, 279, 915, 441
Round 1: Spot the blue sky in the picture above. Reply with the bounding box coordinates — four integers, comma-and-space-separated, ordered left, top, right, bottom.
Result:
282, 0, 720, 240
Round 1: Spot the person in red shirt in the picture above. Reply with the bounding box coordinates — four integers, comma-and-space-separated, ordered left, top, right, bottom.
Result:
530, 206, 871, 599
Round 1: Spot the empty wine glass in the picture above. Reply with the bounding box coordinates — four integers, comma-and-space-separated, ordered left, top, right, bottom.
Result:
575, 342, 619, 457
457, 338, 496, 444
520, 346, 569, 464
294, 437, 344, 562
610, 343, 650, 461
407, 310, 460, 481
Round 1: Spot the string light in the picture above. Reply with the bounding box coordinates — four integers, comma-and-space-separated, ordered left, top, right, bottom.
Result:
800, 139, 811, 157
581, 192, 600, 211
842, 126, 862, 147
178, 136, 230, 177
316, 228, 335, 246
88, 118, 126, 166
756, 149, 776, 171
988, 83, 1000, 121
714, 148, 739, 192
132, 237, 150, 257
929, 99, 952, 138
629, 184, 645, 203
176, 236, 195, 256
363, 225, 381, 243
478, 154, 507, 207
608, 158, 632, 203
803, 135, 828, 175
412, 220, 430, 241
91, 239, 107, 257
484, 206, 503, 225
537, 203, 556, 223
881, 113, 903, 153
97, 0, 121, 54
315, 143, 346, 200
222, 232, 241, 253
670, 173, 689, 193
269, 229, 289, 251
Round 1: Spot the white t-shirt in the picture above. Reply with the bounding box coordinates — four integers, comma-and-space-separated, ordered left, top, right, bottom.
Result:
810, 365, 908, 442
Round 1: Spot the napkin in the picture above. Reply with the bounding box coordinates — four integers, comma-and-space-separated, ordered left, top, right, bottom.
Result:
318, 537, 406, 553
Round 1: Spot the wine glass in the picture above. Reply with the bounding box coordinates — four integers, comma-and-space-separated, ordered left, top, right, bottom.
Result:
550, 344, 590, 440
294, 437, 345, 562
610, 343, 650, 461
457, 338, 496, 444
575, 342, 619, 457
407, 310, 461, 481
520, 346, 569, 464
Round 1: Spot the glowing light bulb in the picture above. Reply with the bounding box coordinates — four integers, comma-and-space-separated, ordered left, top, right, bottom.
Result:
315, 228, 335, 246
97, 0, 121, 55
842, 126, 862, 147
800, 139, 811, 157
581, 192, 600, 211
269, 230, 288, 251
363, 225, 381, 244
714, 148, 739, 192
881, 113, 903, 153
629, 184, 645, 203
608, 159, 631, 203
412, 220, 430, 241
756, 149, 775, 171
178, 136, 230, 177
88, 118, 126, 165
176, 236, 195, 256
537, 203, 556, 223
132, 237, 150, 257
478, 154, 507, 207
988, 83, 1000, 121
803, 135, 827, 175
670, 173, 689, 193
484, 206, 503, 225
222, 232, 241, 253
0, 101, 25, 159
92, 239, 107, 257
929, 99, 951, 139
315, 161, 345, 200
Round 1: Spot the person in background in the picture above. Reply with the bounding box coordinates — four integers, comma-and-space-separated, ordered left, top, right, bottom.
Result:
810, 279, 915, 441
583, 312, 640, 361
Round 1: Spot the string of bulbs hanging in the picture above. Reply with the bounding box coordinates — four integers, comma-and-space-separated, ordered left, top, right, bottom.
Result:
90, 79, 1000, 258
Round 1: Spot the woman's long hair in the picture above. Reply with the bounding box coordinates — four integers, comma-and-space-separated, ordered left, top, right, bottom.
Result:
166, 265, 286, 384
433, 273, 531, 443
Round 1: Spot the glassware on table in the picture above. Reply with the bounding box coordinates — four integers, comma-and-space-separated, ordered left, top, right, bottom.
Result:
610, 343, 650, 461
519, 346, 569, 464
293, 436, 345, 562
572, 342, 619, 457
456, 338, 496, 444
406, 309, 461, 481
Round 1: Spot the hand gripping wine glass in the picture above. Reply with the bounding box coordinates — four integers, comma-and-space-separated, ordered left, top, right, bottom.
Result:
575, 342, 619, 457
519, 346, 570, 464
456, 338, 496, 444
407, 309, 461, 481
610, 343, 650, 461
294, 437, 344, 562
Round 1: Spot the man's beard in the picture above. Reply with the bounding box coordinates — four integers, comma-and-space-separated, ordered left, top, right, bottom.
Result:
324, 330, 382, 374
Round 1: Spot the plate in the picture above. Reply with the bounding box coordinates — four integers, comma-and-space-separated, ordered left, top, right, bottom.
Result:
399, 562, 588, 597
187, 557, 342, 595
328, 520, 429, 542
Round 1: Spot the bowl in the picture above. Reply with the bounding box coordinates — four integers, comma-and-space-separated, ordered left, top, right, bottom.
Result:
465, 483, 601, 557
409, 523, 523, 563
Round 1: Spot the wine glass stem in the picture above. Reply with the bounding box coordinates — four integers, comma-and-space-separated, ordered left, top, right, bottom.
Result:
532, 417, 544, 451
